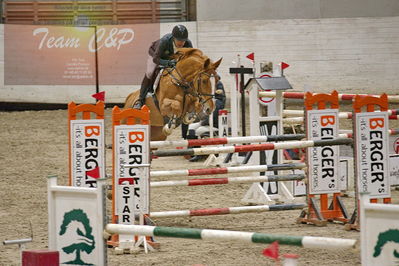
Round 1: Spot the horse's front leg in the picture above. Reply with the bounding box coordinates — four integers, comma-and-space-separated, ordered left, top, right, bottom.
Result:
182, 98, 201, 124
162, 114, 178, 136
160, 95, 184, 117
160, 96, 184, 136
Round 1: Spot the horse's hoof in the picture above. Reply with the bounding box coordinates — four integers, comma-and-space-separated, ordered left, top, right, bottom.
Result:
162, 125, 173, 136
183, 113, 196, 124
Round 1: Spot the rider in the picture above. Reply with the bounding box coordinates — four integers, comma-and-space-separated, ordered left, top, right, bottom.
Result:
133, 25, 193, 109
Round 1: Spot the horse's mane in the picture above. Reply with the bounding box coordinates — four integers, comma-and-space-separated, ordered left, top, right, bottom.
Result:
174, 48, 208, 64
171, 48, 212, 80
175, 48, 205, 60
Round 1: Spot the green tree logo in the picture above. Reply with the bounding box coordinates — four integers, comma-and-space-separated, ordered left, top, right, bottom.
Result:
59, 209, 95, 265
373, 229, 399, 259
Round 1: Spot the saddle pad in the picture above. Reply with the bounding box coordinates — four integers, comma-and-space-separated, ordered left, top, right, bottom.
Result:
153, 69, 164, 93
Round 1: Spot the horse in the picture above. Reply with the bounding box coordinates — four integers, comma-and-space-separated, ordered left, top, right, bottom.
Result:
124, 48, 222, 141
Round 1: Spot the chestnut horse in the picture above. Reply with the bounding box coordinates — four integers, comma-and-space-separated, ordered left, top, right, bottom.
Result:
124, 48, 222, 141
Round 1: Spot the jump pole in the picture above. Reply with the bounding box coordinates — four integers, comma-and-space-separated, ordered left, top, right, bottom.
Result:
105, 224, 357, 250
149, 203, 306, 218
259, 91, 399, 103
152, 138, 353, 157
150, 134, 305, 149
283, 114, 399, 124
150, 162, 306, 178
150, 174, 305, 188
283, 108, 399, 117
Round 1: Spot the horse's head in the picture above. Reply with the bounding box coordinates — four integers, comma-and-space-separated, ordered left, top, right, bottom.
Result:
194, 57, 222, 119
171, 48, 222, 121
158, 48, 223, 133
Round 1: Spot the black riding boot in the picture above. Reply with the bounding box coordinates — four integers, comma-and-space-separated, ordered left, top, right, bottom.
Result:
133, 76, 153, 109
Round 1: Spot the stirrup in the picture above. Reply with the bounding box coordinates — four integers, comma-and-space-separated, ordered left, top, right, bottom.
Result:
133, 100, 143, 110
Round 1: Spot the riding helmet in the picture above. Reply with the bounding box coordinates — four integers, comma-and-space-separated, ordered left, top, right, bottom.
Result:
172, 25, 188, 41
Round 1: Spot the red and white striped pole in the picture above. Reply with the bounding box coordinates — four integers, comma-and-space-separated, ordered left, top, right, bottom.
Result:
150, 134, 305, 149
150, 162, 306, 178
259, 91, 399, 103
150, 203, 305, 218
152, 138, 352, 157
150, 174, 304, 188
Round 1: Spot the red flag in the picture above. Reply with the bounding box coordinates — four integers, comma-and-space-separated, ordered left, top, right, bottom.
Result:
262, 241, 279, 260
92, 91, 105, 102
281, 62, 290, 70
246, 52, 255, 61
86, 167, 100, 179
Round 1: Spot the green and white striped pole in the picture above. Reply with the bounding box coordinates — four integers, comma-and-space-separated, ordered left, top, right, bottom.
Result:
105, 224, 357, 250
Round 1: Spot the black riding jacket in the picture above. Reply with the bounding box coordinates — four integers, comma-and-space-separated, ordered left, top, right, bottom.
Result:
149, 33, 193, 66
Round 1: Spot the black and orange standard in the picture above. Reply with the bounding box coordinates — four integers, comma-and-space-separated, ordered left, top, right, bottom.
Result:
345, 94, 391, 230
107, 105, 157, 248
297, 91, 349, 226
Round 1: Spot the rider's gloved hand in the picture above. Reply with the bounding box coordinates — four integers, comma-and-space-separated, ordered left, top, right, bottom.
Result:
168, 60, 177, 67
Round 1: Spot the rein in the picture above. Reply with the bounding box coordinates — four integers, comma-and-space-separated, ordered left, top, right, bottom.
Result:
163, 65, 217, 118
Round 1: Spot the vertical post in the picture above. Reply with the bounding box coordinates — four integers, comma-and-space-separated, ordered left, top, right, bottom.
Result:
230, 58, 239, 137
209, 74, 215, 138
249, 81, 260, 162
240, 65, 246, 136
230, 76, 238, 137
93, 26, 99, 95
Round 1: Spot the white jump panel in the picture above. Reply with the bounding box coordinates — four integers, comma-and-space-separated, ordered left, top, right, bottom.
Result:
47, 176, 106, 265
355, 112, 390, 198
70, 119, 105, 187
360, 194, 399, 265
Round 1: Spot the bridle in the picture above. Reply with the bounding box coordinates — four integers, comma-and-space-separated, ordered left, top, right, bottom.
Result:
163, 65, 218, 118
